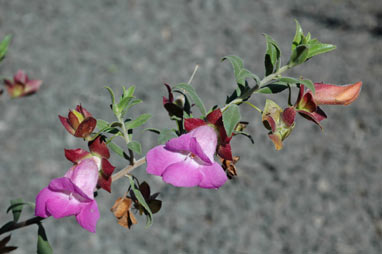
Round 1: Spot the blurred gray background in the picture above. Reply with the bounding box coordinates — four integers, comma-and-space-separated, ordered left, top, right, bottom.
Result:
0, 0, 381, 253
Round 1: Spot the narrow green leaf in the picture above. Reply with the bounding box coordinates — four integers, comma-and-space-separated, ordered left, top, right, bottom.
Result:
307, 41, 336, 59
122, 98, 142, 116
264, 34, 281, 75
8, 199, 23, 223
127, 175, 153, 228
300, 79, 315, 93
117, 96, 134, 116
288, 44, 309, 67
127, 141, 142, 154
237, 69, 260, 86
222, 55, 243, 78
123, 85, 135, 98
108, 142, 126, 158
144, 128, 160, 134
257, 83, 289, 94
96, 119, 109, 131
0, 35, 12, 62
278, 77, 300, 84
104, 86, 116, 105
233, 131, 254, 144
292, 20, 304, 51
174, 83, 206, 116
37, 224, 53, 254
124, 113, 151, 129
222, 104, 241, 137
158, 129, 177, 144
6, 199, 35, 223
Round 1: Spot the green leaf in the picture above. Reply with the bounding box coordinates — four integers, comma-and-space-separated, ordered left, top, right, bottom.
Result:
124, 113, 151, 129
0, 35, 12, 62
222, 104, 241, 137
236, 68, 260, 86
96, 119, 109, 131
307, 41, 336, 59
158, 129, 177, 144
292, 20, 304, 52
174, 83, 206, 116
233, 130, 254, 144
6, 199, 35, 223
104, 86, 116, 105
127, 141, 142, 154
37, 224, 53, 254
8, 199, 23, 223
222, 55, 243, 79
257, 83, 289, 94
288, 44, 309, 67
264, 34, 281, 75
108, 142, 126, 159
122, 98, 142, 116
299, 78, 315, 93
117, 96, 134, 116
127, 175, 153, 228
123, 86, 135, 98
144, 128, 160, 134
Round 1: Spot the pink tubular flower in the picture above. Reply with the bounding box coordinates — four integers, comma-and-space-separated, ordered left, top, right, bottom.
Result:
65, 136, 115, 193
146, 125, 228, 188
58, 105, 97, 139
295, 81, 362, 127
35, 159, 100, 233
3, 70, 42, 98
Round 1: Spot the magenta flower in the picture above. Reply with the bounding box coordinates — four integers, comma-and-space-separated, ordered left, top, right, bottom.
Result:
146, 125, 228, 188
35, 158, 100, 233
3, 70, 42, 98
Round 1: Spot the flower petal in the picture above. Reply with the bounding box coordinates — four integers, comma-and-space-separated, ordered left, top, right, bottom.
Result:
146, 145, 186, 176
198, 162, 228, 189
189, 125, 217, 161
76, 200, 100, 233
35, 187, 54, 217
313, 81, 362, 105
70, 159, 99, 198
184, 118, 206, 132
24, 80, 42, 95
58, 115, 75, 135
74, 117, 97, 138
14, 70, 27, 84
189, 137, 212, 164
165, 133, 192, 152
161, 160, 203, 187
88, 136, 110, 159
64, 148, 91, 164
46, 192, 83, 219
217, 143, 233, 161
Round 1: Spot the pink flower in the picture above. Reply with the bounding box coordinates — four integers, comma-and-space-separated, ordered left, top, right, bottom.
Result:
3, 70, 42, 98
295, 81, 362, 127
64, 136, 116, 193
146, 125, 228, 188
35, 159, 100, 233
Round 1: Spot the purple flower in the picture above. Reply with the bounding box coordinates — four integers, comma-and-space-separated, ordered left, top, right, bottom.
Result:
35, 158, 100, 233
146, 125, 228, 188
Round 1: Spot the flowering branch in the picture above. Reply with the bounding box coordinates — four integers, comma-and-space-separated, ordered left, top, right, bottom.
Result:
111, 157, 146, 182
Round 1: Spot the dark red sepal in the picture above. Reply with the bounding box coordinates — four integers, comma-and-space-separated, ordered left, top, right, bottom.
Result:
89, 136, 110, 159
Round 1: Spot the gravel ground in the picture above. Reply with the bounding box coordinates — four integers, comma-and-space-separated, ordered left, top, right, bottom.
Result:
0, 0, 381, 253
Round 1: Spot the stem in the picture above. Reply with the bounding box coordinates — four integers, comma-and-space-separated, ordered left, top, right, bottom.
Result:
187, 65, 199, 85
259, 65, 290, 87
221, 65, 291, 112
111, 156, 146, 182
244, 101, 262, 113
0, 217, 44, 236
